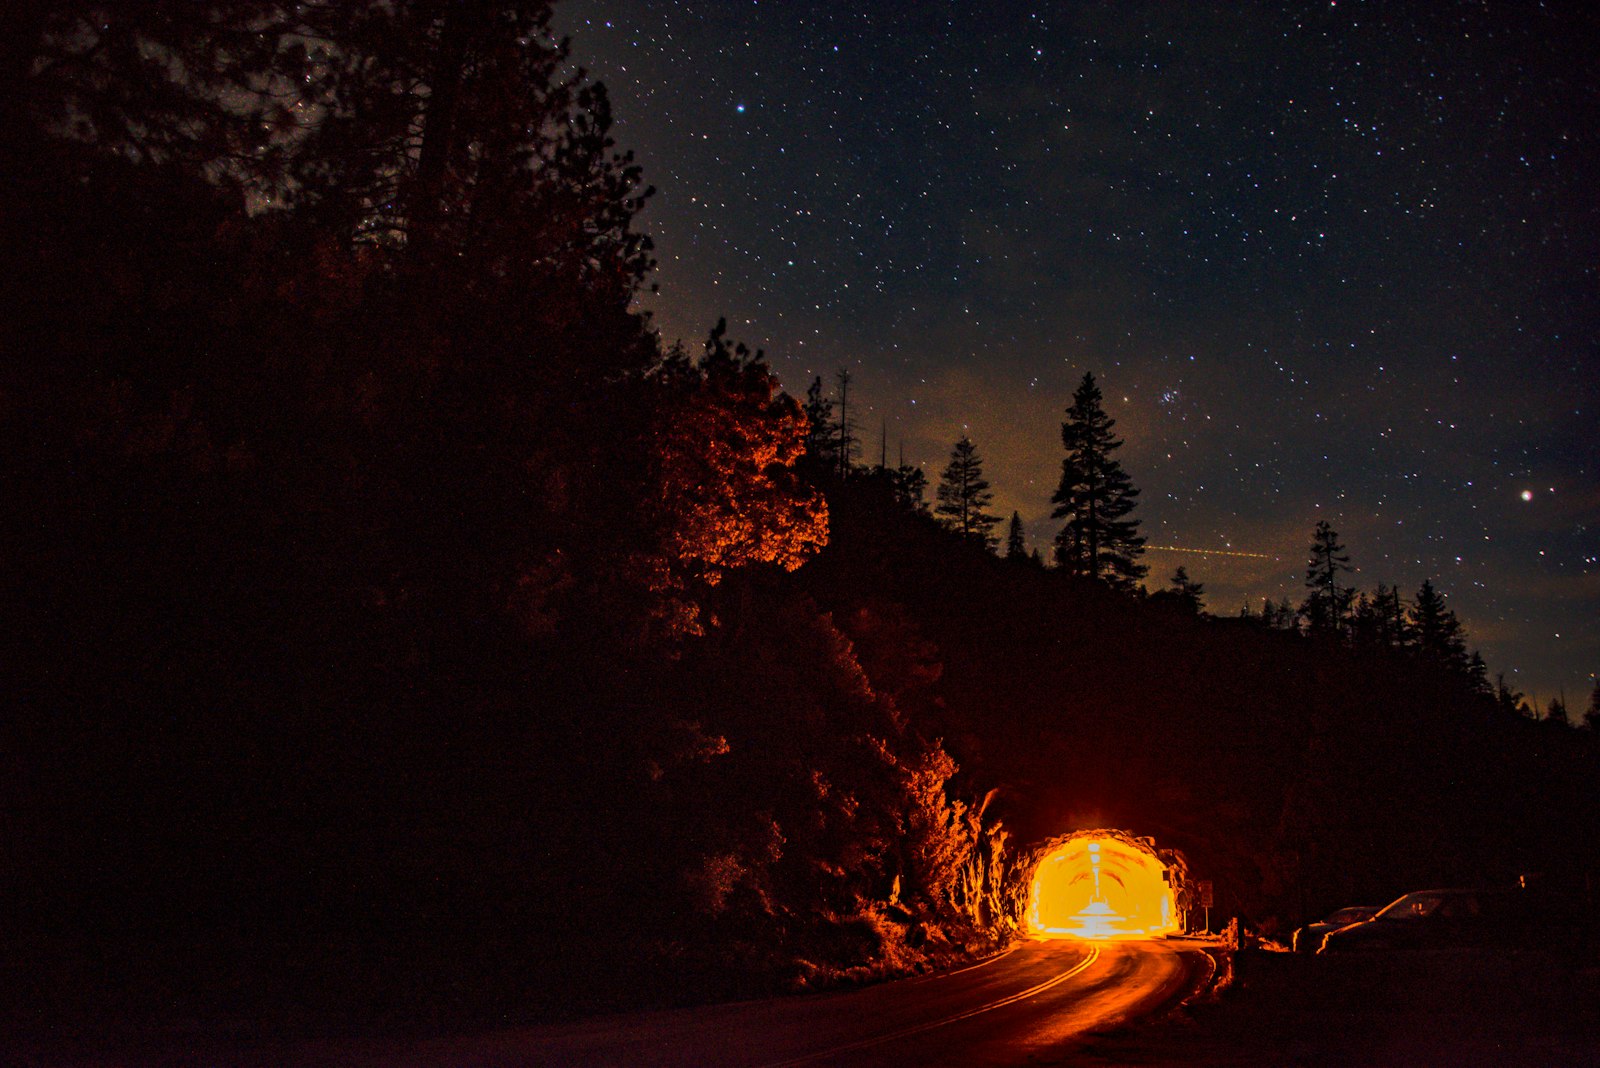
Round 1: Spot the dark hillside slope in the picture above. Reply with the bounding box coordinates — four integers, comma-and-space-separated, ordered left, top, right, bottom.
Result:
801, 477, 1599, 931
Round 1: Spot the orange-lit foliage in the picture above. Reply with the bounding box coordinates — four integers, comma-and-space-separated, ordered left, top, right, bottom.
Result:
1027, 831, 1179, 940
639, 323, 829, 635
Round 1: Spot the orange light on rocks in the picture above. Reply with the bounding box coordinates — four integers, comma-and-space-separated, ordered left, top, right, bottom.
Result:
1026, 832, 1179, 940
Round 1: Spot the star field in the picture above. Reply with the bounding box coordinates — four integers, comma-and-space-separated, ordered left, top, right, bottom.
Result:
558, 0, 1600, 706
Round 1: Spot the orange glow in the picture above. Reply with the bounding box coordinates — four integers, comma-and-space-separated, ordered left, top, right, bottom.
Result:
1027, 833, 1180, 940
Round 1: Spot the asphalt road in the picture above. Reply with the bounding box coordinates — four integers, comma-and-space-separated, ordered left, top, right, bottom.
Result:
299, 937, 1216, 1067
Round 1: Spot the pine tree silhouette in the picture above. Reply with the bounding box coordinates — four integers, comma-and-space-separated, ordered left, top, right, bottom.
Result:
1050, 373, 1145, 588
935, 436, 1001, 549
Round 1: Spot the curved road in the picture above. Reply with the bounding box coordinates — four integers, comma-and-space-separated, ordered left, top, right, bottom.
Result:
306, 937, 1215, 1067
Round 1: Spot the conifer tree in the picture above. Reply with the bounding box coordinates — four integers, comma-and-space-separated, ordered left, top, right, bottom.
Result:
1050, 373, 1145, 588
280, 2, 656, 284
1168, 566, 1205, 614
1466, 651, 1491, 696
1370, 583, 1412, 648
1411, 579, 1469, 674
802, 377, 838, 471
1584, 680, 1600, 731
1496, 674, 1531, 718
1300, 521, 1352, 636
935, 436, 1001, 549
1349, 592, 1378, 645
1545, 696, 1571, 728
1005, 512, 1027, 560
892, 464, 929, 513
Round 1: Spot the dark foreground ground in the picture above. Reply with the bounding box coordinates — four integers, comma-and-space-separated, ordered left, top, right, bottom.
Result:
1077, 945, 1600, 1066
6, 941, 1599, 1065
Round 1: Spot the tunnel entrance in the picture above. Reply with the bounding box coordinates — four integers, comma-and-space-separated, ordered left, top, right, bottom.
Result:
1026, 830, 1182, 940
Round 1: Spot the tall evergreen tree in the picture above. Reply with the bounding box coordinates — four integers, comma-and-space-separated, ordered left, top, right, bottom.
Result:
802, 376, 838, 472
1412, 579, 1469, 674
1465, 651, 1491, 696
1005, 511, 1027, 560
1372, 582, 1411, 648
1584, 679, 1600, 731
1050, 373, 1145, 588
1299, 521, 1352, 636
935, 436, 1001, 549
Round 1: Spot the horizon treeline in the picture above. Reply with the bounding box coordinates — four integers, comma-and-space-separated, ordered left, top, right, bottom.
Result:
800, 371, 1564, 721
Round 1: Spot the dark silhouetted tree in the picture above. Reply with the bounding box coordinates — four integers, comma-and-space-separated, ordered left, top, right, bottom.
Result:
1354, 582, 1411, 649
1050, 373, 1145, 589
1005, 512, 1027, 561
1260, 597, 1299, 632
1584, 680, 1600, 731
284, 3, 651, 265
834, 368, 860, 478
1411, 579, 1468, 674
935, 436, 1000, 549
1299, 521, 1351, 636
1167, 566, 1205, 614
6, 2, 291, 179
1545, 696, 1571, 728
803, 376, 838, 472
892, 464, 929, 513
1466, 651, 1491, 696
1496, 674, 1532, 718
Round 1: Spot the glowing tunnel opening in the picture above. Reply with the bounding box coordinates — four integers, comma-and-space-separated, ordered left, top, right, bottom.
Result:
1026, 832, 1181, 940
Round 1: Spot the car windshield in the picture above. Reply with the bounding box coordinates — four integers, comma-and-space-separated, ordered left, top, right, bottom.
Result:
1376, 892, 1448, 920
1325, 907, 1372, 925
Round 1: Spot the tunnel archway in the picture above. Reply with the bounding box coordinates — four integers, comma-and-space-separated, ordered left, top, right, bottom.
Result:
1025, 830, 1182, 940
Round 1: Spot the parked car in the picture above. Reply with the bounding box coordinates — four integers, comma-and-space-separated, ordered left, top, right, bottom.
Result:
1292, 905, 1380, 953
1317, 888, 1533, 953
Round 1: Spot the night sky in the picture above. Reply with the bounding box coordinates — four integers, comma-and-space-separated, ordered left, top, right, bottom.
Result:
555, 1, 1599, 707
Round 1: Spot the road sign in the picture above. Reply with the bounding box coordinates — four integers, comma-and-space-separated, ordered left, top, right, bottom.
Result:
1197, 880, 1214, 908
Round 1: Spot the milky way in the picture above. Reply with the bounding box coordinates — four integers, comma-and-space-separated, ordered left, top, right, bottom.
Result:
557, 0, 1599, 707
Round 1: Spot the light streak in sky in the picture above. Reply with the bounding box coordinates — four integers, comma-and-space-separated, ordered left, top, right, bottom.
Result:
1146, 545, 1276, 560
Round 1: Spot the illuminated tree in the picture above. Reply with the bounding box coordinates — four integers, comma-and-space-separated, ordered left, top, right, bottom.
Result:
1050, 373, 1146, 589
637, 320, 830, 636
1299, 521, 1352, 636
935, 436, 1001, 549
1005, 512, 1027, 560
